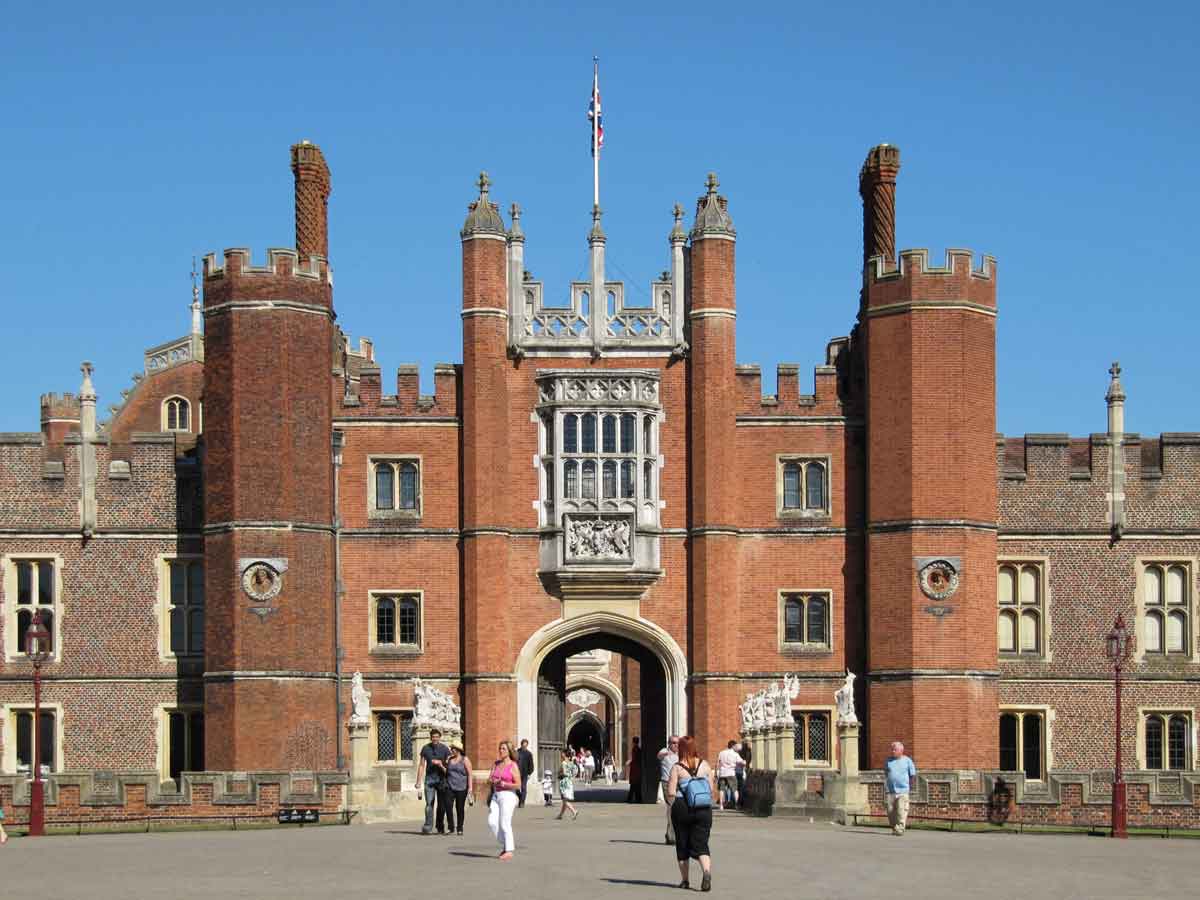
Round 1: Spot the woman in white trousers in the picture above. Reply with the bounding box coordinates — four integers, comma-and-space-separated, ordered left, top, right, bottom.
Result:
487, 740, 521, 860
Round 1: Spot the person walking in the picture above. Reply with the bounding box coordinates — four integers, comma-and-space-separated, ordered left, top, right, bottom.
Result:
516, 739, 535, 808
415, 728, 452, 835
736, 735, 751, 809
626, 736, 643, 803
884, 741, 917, 836
556, 748, 580, 821
603, 752, 616, 785
717, 740, 741, 810
666, 735, 716, 892
657, 735, 680, 843
446, 745, 474, 836
487, 740, 521, 860
583, 748, 596, 785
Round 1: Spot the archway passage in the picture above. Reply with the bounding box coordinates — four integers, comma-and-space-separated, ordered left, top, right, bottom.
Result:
536, 631, 668, 804
567, 717, 604, 768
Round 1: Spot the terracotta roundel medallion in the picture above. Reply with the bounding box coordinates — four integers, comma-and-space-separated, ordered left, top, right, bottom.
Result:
242, 562, 283, 602
918, 559, 960, 601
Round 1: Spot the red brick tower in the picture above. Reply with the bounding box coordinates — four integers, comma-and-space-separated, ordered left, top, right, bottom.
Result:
459, 172, 515, 764
860, 145, 999, 769
201, 142, 337, 771
687, 174, 741, 757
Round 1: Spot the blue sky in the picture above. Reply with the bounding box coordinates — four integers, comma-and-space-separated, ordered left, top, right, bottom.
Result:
1, 1, 1196, 435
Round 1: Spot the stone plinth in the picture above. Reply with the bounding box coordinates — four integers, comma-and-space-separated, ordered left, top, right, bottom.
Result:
828, 721, 868, 824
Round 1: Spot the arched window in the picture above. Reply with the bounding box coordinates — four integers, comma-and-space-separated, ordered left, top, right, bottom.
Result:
398, 596, 419, 645
998, 713, 1018, 772
806, 596, 827, 644
375, 594, 420, 648
1167, 715, 1189, 770
1145, 715, 1164, 769
602, 460, 617, 499
620, 460, 635, 499
997, 563, 1045, 655
398, 462, 419, 510
643, 460, 653, 499
375, 464, 395, 510
563, 414, 578, 453
782, 593, 830, 647
620, 414, 635, 453
602, 415, 617, 453
581, 414, 597, 453
998, 710, 1045, 779
163, 396, 190, 432
376, 596, 396, 644
642, 416, 652, 455
564, 461, 578, 498
14, 560, 56, 658
581, 461, 597, 499
805, 461, 825, 510
1141, 563, 1189, 655
783, 597, 803, 643
782, 463, 801, 509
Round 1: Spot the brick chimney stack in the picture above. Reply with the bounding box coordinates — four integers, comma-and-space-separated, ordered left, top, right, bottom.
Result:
859, 144, 901, 267
290, 141, 331, 260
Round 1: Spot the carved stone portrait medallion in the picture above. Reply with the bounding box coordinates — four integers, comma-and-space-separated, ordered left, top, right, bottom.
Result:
918, 559, 960, 601
242, 562, 283, 602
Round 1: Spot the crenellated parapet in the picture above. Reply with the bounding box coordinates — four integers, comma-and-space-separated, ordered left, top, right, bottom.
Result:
202, 247, 332, 309
734, 361, 843, 418
864, 248, 997, 314
997, 432, 1200, 485
341, 362, 459, 418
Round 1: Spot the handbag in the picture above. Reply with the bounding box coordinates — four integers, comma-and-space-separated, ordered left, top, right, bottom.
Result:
467, 792, 475, 807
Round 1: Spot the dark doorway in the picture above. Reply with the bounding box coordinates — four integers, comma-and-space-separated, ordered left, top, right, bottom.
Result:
567, 716, 605, 764
536, 632, 667, 804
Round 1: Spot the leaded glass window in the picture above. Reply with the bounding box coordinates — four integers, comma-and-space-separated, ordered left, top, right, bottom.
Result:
782, 593, 830, 647
399, 462, 419, 510
377, 597, 396, 644
602, 415, 617, 453
998, 710, 1045, 779
168, 559, 204, 655
620, 414, 635, 453
564, 461, 578, 498
792, 711, 830, 764
373, 460, 421, 516
602, 460, 617, 499
376, 711, 415, 762
1145, 713, 1191, 771
997, 563, 1044, 656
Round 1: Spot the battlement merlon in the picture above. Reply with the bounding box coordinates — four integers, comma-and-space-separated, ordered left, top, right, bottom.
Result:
735, 361, 843, 416
864, 248, 997, 313
40, 392, 81, 421
202, 248, 333, 309
339, 363, 460, 418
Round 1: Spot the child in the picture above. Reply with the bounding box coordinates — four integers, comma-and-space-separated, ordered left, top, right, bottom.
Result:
541, 770, 555, 807
556, 749, 579, 821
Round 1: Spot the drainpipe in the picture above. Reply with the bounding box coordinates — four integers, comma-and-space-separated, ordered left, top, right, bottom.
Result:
332, 429, 346, 770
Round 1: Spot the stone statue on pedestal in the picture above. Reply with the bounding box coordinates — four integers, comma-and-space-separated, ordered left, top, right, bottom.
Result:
834, 670, 858, 725
349, 671, 371, 725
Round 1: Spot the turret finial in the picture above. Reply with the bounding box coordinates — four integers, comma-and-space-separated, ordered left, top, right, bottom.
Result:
670, 203, 687, 242
691, 172, 736, 240
508, 202, 524, 242
80, 361, 96, 400
461, 170, 506, 239
190, 256, 202, 334
1106, 360, 1126, 403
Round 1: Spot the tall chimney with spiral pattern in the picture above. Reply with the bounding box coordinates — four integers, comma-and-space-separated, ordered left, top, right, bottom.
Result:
859, 144, 900, 268
291, 141, 331, 260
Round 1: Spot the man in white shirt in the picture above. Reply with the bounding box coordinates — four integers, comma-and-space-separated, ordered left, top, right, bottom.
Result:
658, 735, 680, 843
717, 740, 741, 810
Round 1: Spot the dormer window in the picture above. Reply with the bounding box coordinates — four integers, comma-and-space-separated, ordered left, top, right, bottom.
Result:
163, 396, 191, 432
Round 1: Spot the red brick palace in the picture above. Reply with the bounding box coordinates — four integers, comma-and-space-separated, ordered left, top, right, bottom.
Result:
1, 141, 1197, 812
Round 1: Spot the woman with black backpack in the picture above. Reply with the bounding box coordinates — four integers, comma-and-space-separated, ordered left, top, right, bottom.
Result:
665, 735, 717, 891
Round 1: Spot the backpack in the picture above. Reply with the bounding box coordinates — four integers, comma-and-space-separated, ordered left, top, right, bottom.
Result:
678, 762, 713, 810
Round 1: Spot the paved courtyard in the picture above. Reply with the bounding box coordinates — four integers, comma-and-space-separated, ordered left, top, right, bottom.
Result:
4, 788, 1193, 899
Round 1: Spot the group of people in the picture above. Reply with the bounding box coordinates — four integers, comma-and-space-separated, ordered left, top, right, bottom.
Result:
415, 725, 920, 884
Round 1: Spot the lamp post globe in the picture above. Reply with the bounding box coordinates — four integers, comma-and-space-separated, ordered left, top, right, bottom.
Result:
1104, 614, 1134, 839
24, 610, 51, 837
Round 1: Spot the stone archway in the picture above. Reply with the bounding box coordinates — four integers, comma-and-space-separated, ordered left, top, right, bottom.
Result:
515, 611, 687, 803
566, 673, 623, 763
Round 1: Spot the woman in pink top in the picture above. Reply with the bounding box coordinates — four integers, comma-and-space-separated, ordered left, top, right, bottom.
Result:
487, 740, 521, 860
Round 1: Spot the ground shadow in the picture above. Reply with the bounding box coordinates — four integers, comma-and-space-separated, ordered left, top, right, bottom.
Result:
449, 850, 497, 859
385, 830, 432, 836
602, 879, 680, 888
609, 839, 671, 846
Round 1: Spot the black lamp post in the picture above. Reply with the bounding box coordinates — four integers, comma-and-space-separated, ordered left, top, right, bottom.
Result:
25, 610, 50, 837
1104, 614, 1134, 839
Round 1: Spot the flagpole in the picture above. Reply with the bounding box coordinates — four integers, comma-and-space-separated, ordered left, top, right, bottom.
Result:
592, 56, 600, 209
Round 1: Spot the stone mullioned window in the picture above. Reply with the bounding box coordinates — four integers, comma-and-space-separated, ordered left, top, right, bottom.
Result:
1138, 562, 1192, 657
780, 591, 831, 651
370, 592, 422, 655
999, 708, 1047, 780
375, 710, 415, 763
997, 562, 1046, 657
776, 456, 829, 519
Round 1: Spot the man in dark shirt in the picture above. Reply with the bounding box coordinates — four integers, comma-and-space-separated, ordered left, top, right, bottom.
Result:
415, 728, 452, 834
517, 739, 535, 808
625, 736, 643, 803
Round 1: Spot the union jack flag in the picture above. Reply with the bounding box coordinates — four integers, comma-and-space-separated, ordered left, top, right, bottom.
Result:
589, 69, 604, 156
